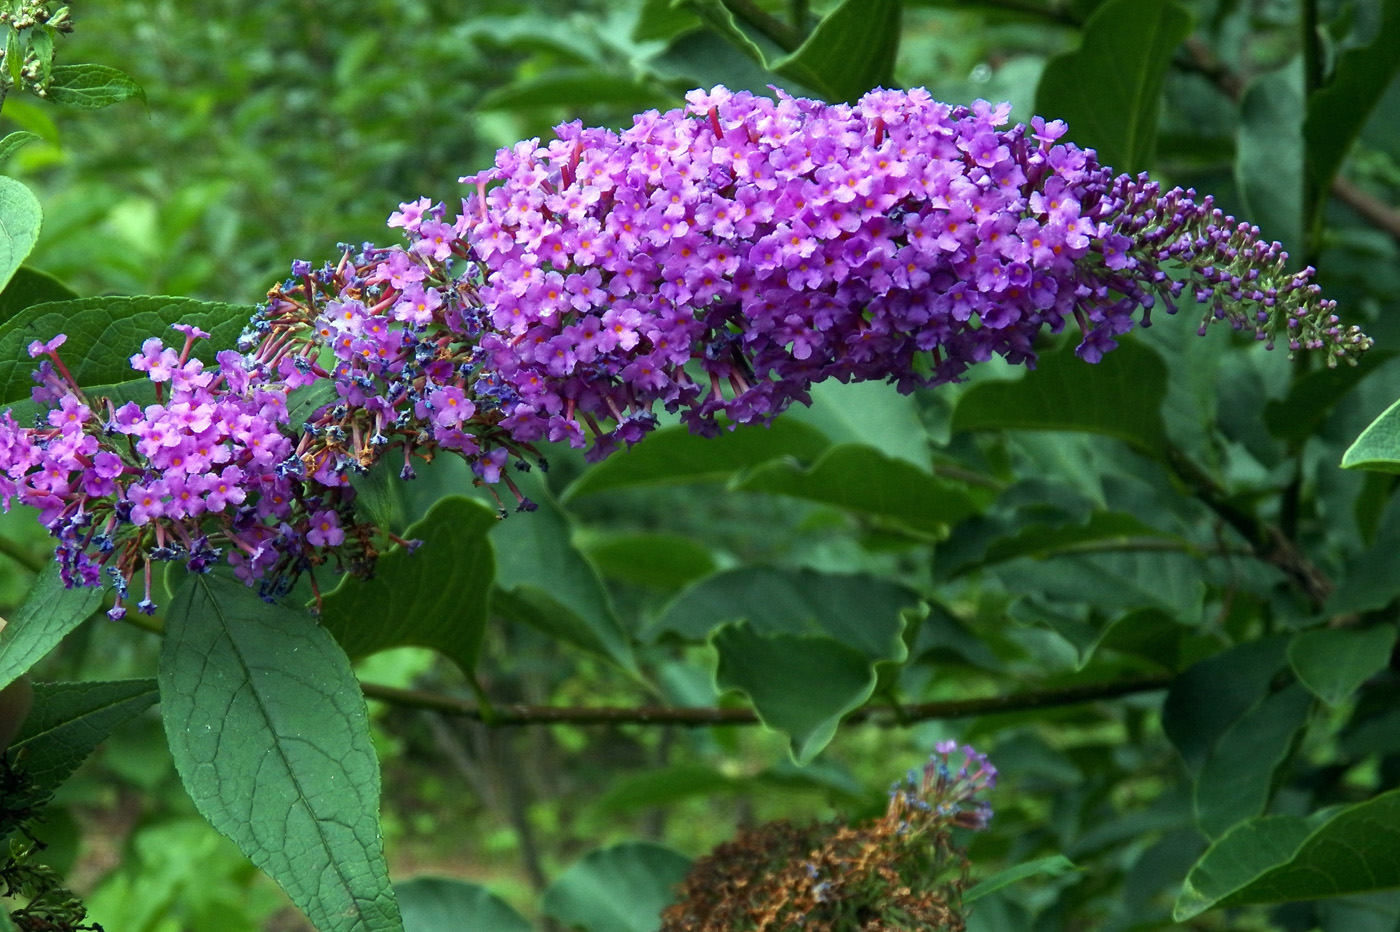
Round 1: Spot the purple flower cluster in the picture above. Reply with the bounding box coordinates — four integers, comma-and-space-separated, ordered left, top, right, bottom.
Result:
0, 85, 1372, 609
0, 327, 367, 616
889, 740, 998, 833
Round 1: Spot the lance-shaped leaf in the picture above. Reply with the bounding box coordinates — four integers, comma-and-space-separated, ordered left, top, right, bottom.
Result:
542, 842, 693, 932
1175, 788, 1400, 920
159, 575, 402, 932
1035, 0, 1194, 174
321, 497, 496, 677
0, 176, 41, 293
45, 63, 146, 109
0, 561, 102, 692
0, 295, 253, 405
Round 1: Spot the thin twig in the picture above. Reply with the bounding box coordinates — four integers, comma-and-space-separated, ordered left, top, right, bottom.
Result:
361, 673, 1172, 728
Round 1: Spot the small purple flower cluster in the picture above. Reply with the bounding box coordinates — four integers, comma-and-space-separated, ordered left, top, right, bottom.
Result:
0, 327, 367, 616
889, 740, 999, 833
0, 85, 1372, 609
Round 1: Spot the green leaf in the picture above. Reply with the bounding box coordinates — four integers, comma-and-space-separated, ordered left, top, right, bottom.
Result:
649, 565, 921, 659
0, 131, 40, 164
562, 418, 829, 500
951, 337, 1169, 458
735, 444, 980, 535
477, 70, 670, 111
5, 679, 158, 802
1236, 66, 1304, 249
396, 877, 531, 932
0, 266, 77, 327
0, 176, 42, 293
1162, 637, 1290, 773
674, 0, 773, 70
633, 0, 702, 42
580, 531, 718, 590
1264, 350, 1393, 444
0, 562, 103, 692
0, 296, 253, 405
713, 622, 889, 763
1342, 394, 1400, 473
321, 497, 496, 676
159, 575, 403, 932
44, 63, 146, 109
1289, 625, 1398, 707
786, 378, 929, 469
964, 855, 1080, 904
1305, 0, 1400, 197
1034, 0, 1194, 173
492, 470, 636, 673
772, 0, 901, 102
594, 764, 748, 813
542, 842, 692, 932
1175, 788, 1400, 919
1194, 683, 1313, 839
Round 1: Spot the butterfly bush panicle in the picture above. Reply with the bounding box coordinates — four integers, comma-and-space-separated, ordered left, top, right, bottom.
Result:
0, 85, 1373, 604
660, 743, 997, 932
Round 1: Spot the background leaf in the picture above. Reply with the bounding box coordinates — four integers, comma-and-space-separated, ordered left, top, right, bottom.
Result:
0, 176, 42, 293
1288, 625, 1398, 707
159, 574, 403, 932
541, 842, 692, 932
396, 877, 531, 932
0, 562, 102, 692
772, 0, 901, 102
45, 63, 146, 109
0, 266, 77, 326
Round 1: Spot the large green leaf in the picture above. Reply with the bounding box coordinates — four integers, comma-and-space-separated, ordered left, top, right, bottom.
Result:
1175, 788, 1400, 919
1035, 0, 1194, 173
1304, 0, 1400, 198
1194, 683, 1313, 839
772, 0, 901, 103
542, 842, 692, 932
0, 295, 253, 405
1236, 66, 1304, 250
786, 378, 929, 468
713, 622, 893, 763
0, 176, 42, 293
735, 443, 980, 534
580, 531, 718, 590
0, 562, 103, 692
1161, 637, 1290, 773
950, 337, 1169, 458
159, 575, 402, 932
562, 418, 829, 500
44, 63, 146, 109
1342, 394, 1400, 473
1288, 625, 1398, 708
321, 497, 496, 677
4, 679, 158, 804
396, 877, 531, 932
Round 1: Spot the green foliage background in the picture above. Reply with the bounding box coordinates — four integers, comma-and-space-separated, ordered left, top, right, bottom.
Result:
3, 1, 1400, 931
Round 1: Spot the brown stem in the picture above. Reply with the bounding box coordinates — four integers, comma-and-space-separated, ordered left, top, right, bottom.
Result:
360, 673, 1172, 727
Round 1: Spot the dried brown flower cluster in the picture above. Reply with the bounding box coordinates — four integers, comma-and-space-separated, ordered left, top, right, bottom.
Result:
661, 744, 996, 932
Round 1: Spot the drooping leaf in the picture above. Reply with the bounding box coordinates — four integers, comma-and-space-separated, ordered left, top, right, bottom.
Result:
735, 444, 980, 534
1304, 0, 1400, 198
1175, 788, 1400, 919
0, 176, 42, 293
964, 855, 1080, 904
396, 877, 531, 932
0, 562, 102, 692
321, 497, 496, 677
4, 679, 158, 803
491, 469, 636, 673
1342, 394, 1400, 473
1288, 625, 1398, 707
542, 842, 693, 932
0, 296, 253, 405
1035, 0, 1194, 173
772, 0, 901, 102
951, 337, 1169, 458
1194, 683, 1313, 839
44, 63, 146, 109
562, 418, 829, 500
159, 574, 402, 932
0, 266, 77, 327
712, 619, 904, 763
